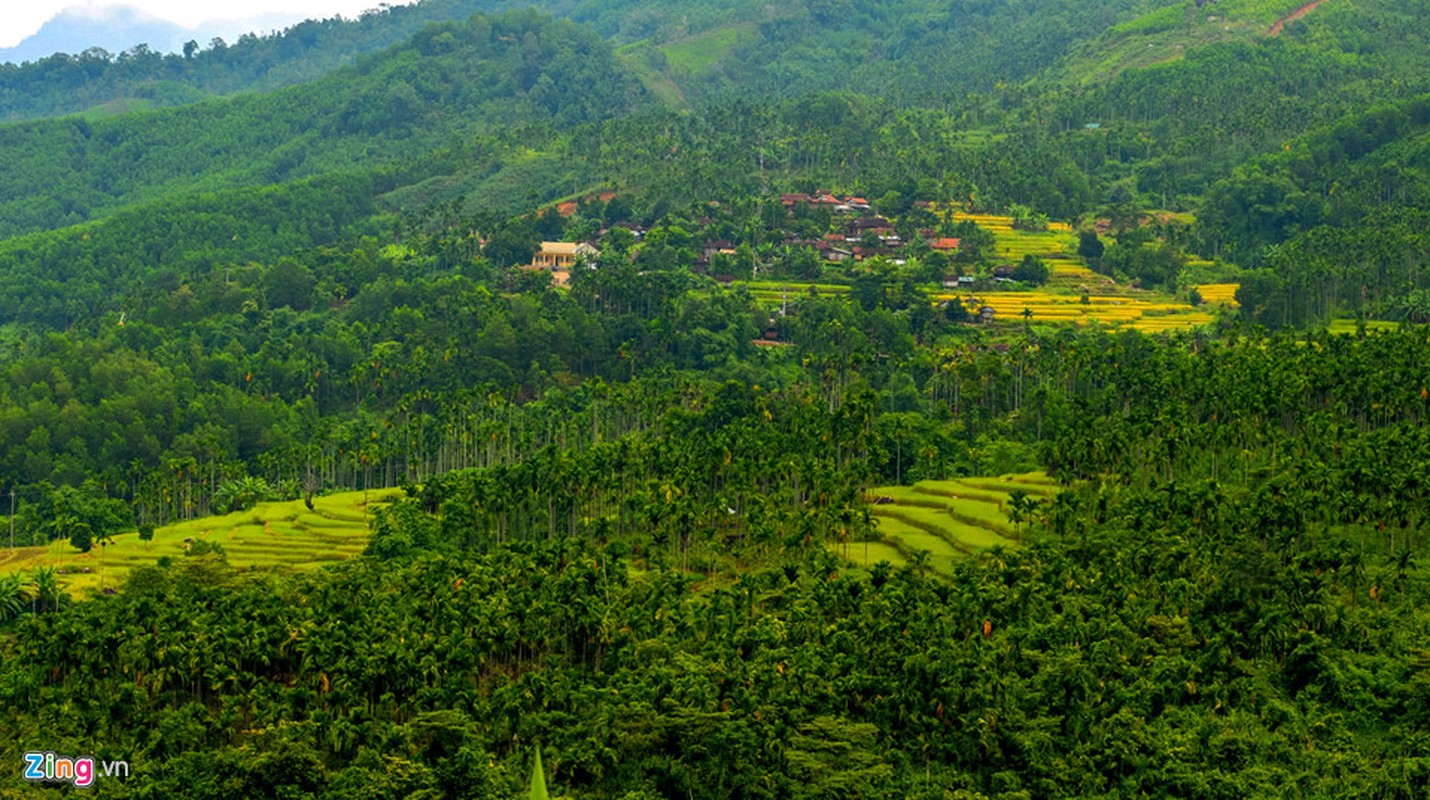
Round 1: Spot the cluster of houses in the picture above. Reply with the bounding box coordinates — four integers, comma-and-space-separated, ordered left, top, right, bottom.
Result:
522, 235, 1003, 324
779, 192, 872, 214
523, 217, 973, 286
814, 217, 964, 265
521, 193, 997, 291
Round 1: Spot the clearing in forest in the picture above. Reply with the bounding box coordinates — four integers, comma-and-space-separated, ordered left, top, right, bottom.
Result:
835, 472, 1058, 577
936, 290, 1218, 332
1195, 283, 1241, 306
0, 489, 401, 597
1269, 0, 1332, 36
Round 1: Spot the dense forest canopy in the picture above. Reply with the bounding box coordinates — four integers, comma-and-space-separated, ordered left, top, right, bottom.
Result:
3, 0, 1430, 796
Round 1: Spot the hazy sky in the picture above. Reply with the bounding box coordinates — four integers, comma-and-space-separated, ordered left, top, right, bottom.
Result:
1, 1, 405, 48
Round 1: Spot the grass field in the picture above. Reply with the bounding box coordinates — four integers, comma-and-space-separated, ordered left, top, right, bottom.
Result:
615, 45, 687, 106
1327, 319, 1401, 335
838, 472, 1056, 578
1066, 0, 1308, 83
661, 26, 748, 75
0, 489, 402, 597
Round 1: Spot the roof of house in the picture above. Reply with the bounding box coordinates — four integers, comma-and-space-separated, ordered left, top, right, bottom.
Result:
539, 242, 599, 256
850, 216, 892, 229
929, 237, 962, 250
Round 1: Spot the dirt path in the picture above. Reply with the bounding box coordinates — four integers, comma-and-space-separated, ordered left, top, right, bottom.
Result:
1269, 0, 1332, 36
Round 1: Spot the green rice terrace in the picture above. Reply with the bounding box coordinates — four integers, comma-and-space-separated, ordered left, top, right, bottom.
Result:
0, 489, 402, 597
835, 472, 1060, 577
739, 280, 850, 310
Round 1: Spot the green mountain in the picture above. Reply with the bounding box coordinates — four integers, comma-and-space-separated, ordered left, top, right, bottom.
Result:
0, 9, 647, 240
0, 0, 514, 122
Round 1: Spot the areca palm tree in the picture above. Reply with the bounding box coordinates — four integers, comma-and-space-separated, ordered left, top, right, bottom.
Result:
0, 573, 26, 622
1006, 490, 1042, 541
30, 566, 65, 614
909, 548, 931, 578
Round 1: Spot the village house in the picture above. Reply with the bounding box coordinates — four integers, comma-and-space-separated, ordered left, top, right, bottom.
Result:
929, 237, 961, 253
702, 240, 736, 259
606, 222, 648, 239
781, 193, 870, 213
848, 216, 896, 239
529, 242, 599, 287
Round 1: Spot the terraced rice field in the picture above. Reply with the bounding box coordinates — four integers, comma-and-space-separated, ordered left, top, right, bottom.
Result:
736, 280, 851, 309
1195, 283, 1240, 306
837, 472, 1058, 577
946, 212, 1083, 266
1327, 318, 1401, 335
0, 489, 402, 597
935, 290, 1218, 332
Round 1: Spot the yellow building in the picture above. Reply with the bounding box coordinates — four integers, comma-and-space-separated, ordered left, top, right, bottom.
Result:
529, 242, 599, 287
532, 242, 590, 269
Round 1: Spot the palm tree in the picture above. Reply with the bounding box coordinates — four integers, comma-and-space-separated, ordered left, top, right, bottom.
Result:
1006, 490, 1041, 541
0, 573, 26, 622
909, 548, 931, 578
30, 567, 65, 614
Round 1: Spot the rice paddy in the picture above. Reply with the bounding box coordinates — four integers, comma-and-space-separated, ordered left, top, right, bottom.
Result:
0, 489, 402, 597
1327, 318, 1401, 335
1195, 283, 1240, 306
837, 472, 1058, 578
736, 280, 851, 309
945, 212, 1086, 272
936, 290, 1219, 332
724, 212, 1221, 333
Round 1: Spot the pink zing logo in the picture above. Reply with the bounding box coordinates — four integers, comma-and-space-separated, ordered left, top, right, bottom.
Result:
23, 752, 129, 787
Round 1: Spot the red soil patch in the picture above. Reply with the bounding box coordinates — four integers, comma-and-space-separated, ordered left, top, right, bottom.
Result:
1269, 0, 1331, 36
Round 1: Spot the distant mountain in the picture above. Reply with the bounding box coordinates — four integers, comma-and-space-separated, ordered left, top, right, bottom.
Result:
0, 0, 504, 122
0, 6, 199, 63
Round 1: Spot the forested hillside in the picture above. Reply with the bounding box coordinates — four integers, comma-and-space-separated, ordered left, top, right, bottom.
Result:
0, 0, 512, 121
3, 0, 1430, 796
0, 0, 1142, 122
0, 9, 646, 239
